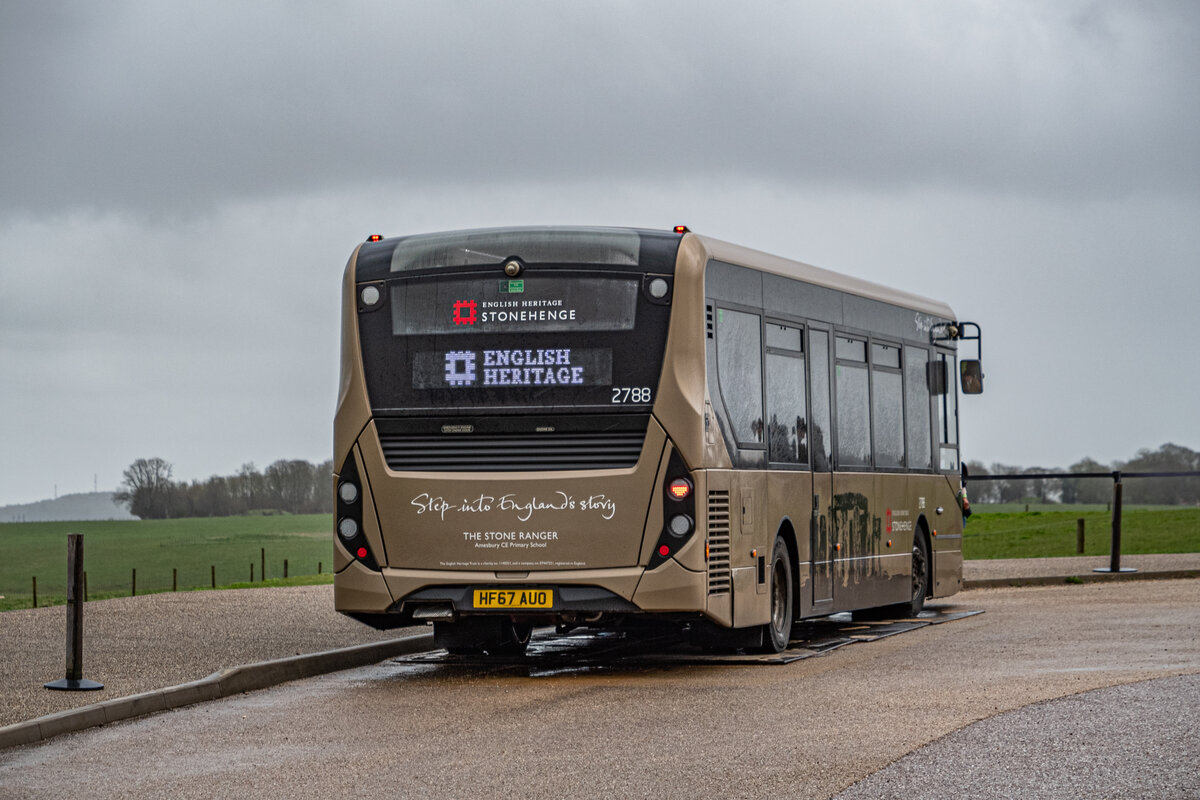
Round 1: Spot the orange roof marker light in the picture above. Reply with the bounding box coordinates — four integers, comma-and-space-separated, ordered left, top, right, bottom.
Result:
366, 234, 383, 242
673, 225, 690, 234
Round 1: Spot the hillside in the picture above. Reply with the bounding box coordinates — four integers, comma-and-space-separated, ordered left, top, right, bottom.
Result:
0, 492, 138, 523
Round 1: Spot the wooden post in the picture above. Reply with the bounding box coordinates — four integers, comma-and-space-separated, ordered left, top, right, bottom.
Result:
32, 576, 37, 609
251, 563, 255, 582
84, 571, 88, 602
284, 559, 288, 579
211, 565, 216, 589
318, 561, 322, 575
261, 548, 265, 582
132, 568, 137, 597
45, 533, 103, 690
1076, 519, 1085, 554
173, 567, 177, 592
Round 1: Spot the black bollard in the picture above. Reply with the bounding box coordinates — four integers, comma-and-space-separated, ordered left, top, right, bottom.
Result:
45, 534, 104, 691
1094, 472, 1136, 574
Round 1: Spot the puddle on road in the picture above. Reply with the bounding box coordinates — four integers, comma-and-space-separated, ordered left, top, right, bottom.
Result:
384, 606, 984, 677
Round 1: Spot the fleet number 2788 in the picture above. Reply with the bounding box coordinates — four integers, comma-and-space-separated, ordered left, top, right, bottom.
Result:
612, 387, 652, 403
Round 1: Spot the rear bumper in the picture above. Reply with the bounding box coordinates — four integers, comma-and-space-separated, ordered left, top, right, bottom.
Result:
334, 558, 709, 628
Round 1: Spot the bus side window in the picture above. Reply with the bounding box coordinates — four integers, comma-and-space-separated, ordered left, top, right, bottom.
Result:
808, 330, 832, 471
834, 335, 871, 468
715, 307, 765, 449
905, 347, 932, 471
765, 322, 806, 464
936, 352, 959, 471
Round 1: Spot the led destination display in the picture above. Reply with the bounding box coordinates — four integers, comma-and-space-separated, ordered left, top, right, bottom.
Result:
392, 277, 638, 336
414, 347, 613, 389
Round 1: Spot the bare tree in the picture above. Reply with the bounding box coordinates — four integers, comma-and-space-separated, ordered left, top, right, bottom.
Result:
114, 457, 175, 519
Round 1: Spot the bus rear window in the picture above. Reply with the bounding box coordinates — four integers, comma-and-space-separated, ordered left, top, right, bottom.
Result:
390, 228, 640, 272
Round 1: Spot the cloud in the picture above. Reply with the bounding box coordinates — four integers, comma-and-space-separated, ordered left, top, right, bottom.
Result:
3, 1, 1198, 220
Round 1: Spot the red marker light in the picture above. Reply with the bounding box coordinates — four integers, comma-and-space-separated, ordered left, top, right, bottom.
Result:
658, 544, 670, 557
357, 547, 368, 559
673, 225, 690, 234
668, 478, 692, 500
367, 234, 383, 242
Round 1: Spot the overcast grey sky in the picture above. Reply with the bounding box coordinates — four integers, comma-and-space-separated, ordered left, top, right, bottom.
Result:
2, 1, 1198, 506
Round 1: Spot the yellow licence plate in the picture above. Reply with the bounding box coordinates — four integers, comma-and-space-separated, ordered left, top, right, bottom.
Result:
473, 589, 553, 609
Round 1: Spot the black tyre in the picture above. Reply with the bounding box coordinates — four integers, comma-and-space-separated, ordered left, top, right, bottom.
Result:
907, 531, 930, 617
759, 536, 793, 653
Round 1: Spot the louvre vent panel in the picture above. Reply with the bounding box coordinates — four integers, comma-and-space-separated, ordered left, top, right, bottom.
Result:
707, 489, 732, 595
378, 430, 646, 472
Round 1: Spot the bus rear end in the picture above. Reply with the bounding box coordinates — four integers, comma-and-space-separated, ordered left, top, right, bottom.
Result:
333, 227, 704, 652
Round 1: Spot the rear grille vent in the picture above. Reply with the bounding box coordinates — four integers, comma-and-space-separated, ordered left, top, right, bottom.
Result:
378, 429, 646, 472
707, 490, 732, 595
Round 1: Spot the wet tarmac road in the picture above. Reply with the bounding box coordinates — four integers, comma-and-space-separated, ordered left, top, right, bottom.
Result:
1, 579, 1197, 800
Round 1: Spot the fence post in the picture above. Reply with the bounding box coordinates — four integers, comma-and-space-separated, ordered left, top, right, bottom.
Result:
211, 565, 216, 589
284, 559, 288, 579
32, 576, 37, 609
1094, 471, 1136, 574
45, 533, 103, 691
1076, 519, 1085, 554
132, 568, 137, 597
173, 567, 177, 592
261, 548, 265, 582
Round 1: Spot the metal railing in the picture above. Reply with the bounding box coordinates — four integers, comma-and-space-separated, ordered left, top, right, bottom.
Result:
965, 470, 1200, 573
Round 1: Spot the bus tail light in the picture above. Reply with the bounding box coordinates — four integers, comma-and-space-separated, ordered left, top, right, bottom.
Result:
668, 478, 692, 500
336, 455, 380, 571
648, 449, 697, 570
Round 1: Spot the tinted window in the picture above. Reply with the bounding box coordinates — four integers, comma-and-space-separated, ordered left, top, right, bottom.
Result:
905, 347, 932, 470
716, 308, 764, 446
836, 336, 866, 361
766, 352, 807, 463
809, 330, 833, 471
938, 351, 959, 471
872, 370, 904, 467
836, 363, 871, 467
766, 323, 803, 352
871, 342, 901, 368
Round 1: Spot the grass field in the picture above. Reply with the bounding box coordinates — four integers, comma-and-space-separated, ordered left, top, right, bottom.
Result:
3, 507, 1197, 611
964, 507, 1200, 560
0, 515, 333, 611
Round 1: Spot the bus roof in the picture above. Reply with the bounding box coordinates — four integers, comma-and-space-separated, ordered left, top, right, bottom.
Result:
692, 233, 957, 322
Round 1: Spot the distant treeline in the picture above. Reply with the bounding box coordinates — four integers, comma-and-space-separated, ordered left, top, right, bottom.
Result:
967, 443, 1200, 505
115, 457, 334, 519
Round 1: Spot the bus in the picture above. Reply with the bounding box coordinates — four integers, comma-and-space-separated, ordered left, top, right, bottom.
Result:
333, 226, 982, 654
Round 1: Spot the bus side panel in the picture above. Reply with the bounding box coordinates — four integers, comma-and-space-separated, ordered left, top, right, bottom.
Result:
831, 471, 877, 611
729, 469, 770, 628
867, 475, 912, 609
335, 246, 373, 472
766, 469, 813, 615
931, 476, 964, 598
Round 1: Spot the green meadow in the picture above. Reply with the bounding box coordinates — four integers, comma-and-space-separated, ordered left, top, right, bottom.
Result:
964, 506, 1200, 560
1, 515, 333, 611
3, 507, 1197, 610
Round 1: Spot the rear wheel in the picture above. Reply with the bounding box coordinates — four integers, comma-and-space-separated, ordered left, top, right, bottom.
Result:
759, 536, 793, 653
